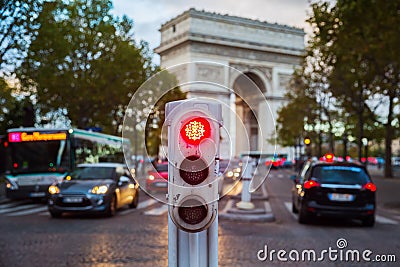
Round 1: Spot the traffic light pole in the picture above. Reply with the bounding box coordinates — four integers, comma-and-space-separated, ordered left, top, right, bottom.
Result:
166, 99, 221, 267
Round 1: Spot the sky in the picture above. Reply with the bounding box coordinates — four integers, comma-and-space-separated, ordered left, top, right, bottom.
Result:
111, 0, 314, 64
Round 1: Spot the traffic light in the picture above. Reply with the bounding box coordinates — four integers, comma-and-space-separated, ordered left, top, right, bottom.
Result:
166, 99, 222, 233
304, 136, 311, 145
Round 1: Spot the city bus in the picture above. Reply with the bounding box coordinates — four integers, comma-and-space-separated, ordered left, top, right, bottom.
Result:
4, 128, 132, 199
0, 135, 7, 175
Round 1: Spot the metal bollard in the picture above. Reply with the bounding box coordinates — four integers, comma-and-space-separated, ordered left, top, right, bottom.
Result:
236, 157, 255, 210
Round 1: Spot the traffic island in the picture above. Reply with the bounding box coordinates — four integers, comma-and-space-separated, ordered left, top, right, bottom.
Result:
219, 184, 275, 223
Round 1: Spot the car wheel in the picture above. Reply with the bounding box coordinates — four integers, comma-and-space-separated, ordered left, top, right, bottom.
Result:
129, 191, 139, 209
50, 211, 62, 218
298, 203, 310, 224
362, 215, 375, 227
105, 194, 117, 217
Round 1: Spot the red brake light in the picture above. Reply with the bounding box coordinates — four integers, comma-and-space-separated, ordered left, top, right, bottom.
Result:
304, 180, 320, 189
180, 117, 211, 145
325, 153, 334, 162
363, 182, 376, 192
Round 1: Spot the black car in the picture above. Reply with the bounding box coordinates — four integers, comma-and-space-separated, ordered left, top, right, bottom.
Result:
291, 160, 376, 226
48, 163, 139, 218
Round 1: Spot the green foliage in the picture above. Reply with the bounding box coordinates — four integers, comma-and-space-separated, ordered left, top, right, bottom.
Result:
143, 70, 187, 156
277, 0, 399, 168
0, 0, 43, 73
0, 78, 34, 133
16, 0, 152, 134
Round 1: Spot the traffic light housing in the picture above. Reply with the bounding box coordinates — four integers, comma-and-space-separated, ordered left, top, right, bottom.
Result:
166, 99, 222, 233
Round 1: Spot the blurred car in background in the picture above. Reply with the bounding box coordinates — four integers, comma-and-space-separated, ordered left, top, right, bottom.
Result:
282, 159, 295, 169
219, 159, 241, 180
265, 157, 283, 169
291, 158, 376, 226
146, 161, 168, 192
393, 157, 400, 166
48, 163, 139, 218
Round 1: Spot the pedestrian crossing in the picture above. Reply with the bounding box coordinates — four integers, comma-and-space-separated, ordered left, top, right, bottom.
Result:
0, 198, 169, 218
0, 197, 399, 225
283, 201, 399, 225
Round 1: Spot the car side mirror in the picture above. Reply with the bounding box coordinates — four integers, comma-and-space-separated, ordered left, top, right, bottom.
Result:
118, 176, 130, 186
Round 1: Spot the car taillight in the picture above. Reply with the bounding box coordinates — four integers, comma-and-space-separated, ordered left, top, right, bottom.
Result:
304, 180, 320, 189
363, 182, 376, 192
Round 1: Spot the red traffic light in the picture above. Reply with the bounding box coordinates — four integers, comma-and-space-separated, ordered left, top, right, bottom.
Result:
180, 117, 211, 145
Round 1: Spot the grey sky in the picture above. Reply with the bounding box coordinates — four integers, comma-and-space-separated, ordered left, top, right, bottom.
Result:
112, 0, 313, 63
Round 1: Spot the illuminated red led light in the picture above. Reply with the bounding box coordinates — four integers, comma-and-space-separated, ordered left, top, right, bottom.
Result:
325, 153, 334, 162
13, 163, 18, 169
363, 182, 377, 192
304, 180, 320, 189
180, 117, 211, 145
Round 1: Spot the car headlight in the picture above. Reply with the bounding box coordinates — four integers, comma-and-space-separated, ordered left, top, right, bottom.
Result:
226, 171, 234, 177
148, 175, 155, 181
48, 185, 60, 194
91, 185, 108, 194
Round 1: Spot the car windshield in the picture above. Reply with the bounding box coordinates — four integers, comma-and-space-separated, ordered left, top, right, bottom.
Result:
155, 164, 168, 172
312, 165, 370, 185
72, 167, 115, 180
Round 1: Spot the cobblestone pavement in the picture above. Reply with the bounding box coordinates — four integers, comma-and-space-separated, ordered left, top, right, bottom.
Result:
0, 168, 399, 266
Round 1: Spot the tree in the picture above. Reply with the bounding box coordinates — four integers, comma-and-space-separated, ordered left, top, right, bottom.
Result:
0, 78, 34, 133
315, 0, 400, 176
0, 0, 43, 74
17, 0, 151, 134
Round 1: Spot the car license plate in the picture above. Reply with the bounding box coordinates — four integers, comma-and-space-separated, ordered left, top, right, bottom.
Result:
63, 197, 83, 203
30, 192, 46, 197
328, 193, 354, 202
154, 182, 167, 188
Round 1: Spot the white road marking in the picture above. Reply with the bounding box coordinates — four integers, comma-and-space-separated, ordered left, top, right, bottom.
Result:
220, 199, 234, 214
138, 199, 158, 209
144, 204, 168, 216
119, 199, 158, 216
39, 211, 50, 216
6, 206, 48, 216
284, 202, 298, 220
0, 204, 41, 214
375, 215, 398, 225
0, 200, 30, 209
278, 174, 284, 178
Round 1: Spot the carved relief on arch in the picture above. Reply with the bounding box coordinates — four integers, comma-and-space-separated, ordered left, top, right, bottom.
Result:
229, 63, 272, 95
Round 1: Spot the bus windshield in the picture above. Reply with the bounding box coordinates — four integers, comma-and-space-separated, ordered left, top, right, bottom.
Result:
10, 140, 70, 174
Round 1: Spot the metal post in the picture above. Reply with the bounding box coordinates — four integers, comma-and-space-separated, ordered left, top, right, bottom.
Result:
189, 233, 199, 267
236, 157, 255, 210
168, 214, 178, 267
199, 230, 208, 267
208, 210, 218, 267
178, 230, 189, 266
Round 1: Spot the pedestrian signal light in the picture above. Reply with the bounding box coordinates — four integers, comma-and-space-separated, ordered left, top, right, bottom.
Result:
166, 99, 222, 233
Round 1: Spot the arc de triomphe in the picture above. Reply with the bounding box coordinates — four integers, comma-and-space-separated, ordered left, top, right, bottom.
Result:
155, 8, 305, 159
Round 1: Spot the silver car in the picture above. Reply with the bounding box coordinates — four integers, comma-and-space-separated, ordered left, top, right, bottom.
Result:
48, 163, 139, 217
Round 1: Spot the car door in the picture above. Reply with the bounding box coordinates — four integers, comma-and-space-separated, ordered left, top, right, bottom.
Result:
116, 167, 130, 206
125, 168, 137, 203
